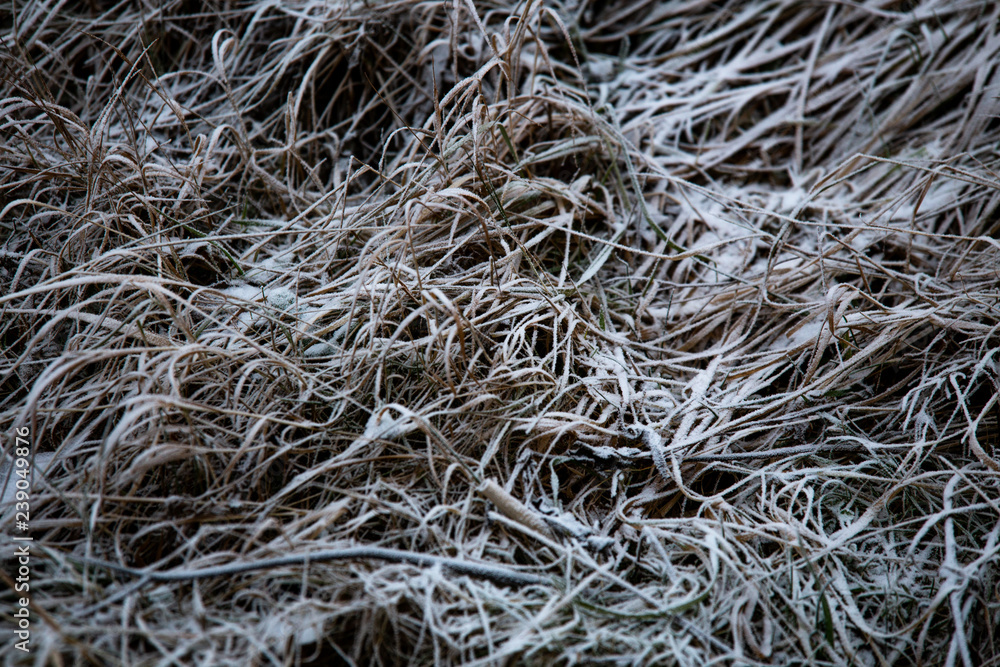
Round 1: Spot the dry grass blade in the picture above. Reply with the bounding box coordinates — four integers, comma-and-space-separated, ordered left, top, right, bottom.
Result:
2, 0, 999, 665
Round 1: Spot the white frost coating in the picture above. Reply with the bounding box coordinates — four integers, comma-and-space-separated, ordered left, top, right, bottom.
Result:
688, 356, 719, 400
264, 286, 296, 312
537, 499, 614, 551
244, 255, 293, 285
790, 319, 824, 347
644, 306, 672, 319
640, 388, 678, 413
707, 238, 748, 278
765, 318, 824, 353
849, 229, 883, 253
659, 356, 721, 464
261, 614, 320, 648
880, 170, 960, 222
363, 407, 417, 441
303, 342, 337, 357
586, 57, 617, 82
626, 423, 669, 482
584, 347, 632, 408
221, 283, 263, 302
611, 346, 632, 405
638, 204, 670, 245
676, 190, 748, 240
587, 445, 645, 460
220, 283, 297, 332
421, 40, 450, 91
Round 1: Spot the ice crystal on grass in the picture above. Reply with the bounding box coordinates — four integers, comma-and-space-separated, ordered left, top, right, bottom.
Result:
2, 0, 999, 664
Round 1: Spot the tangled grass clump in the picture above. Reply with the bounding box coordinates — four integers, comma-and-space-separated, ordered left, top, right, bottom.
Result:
2, 0, 999, 664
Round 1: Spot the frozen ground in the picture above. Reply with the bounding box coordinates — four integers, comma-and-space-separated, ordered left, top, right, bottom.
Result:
2, 0, 999, 664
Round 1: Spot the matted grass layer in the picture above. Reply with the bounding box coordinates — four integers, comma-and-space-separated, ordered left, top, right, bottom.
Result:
2, 0, 999, 664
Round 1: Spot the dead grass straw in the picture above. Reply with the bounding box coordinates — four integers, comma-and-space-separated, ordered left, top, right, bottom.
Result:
2, 0, 999, 664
